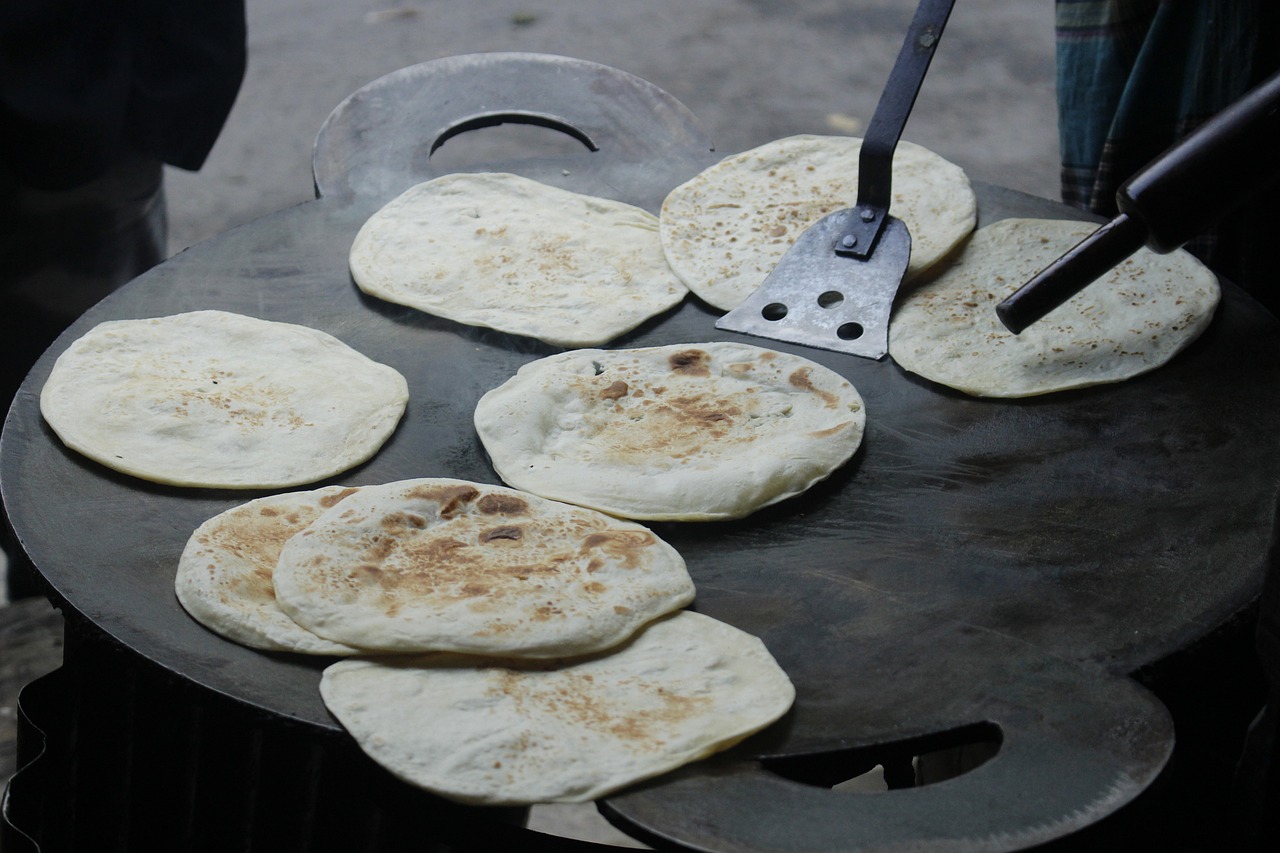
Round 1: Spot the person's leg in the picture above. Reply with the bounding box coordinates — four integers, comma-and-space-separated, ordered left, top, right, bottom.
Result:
1, 152, 166, 600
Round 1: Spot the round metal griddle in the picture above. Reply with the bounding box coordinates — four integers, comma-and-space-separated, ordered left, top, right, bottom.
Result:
4, 54, 1280, 852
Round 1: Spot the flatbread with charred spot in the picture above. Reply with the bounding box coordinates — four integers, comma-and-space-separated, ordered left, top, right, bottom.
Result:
887, 218, 1220, 397
659, 134, 976, 311
473, 342, 865, 521
349, 172, 688, 346
272, 478, 695, 657
176, 486, 365, 655
319, 610, 795, 805
39, 310, 409, 488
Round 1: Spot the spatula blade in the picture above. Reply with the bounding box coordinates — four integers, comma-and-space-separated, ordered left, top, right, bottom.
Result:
715, 209, 911, 359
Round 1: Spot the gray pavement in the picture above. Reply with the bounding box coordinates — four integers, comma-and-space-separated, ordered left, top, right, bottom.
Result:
164, 0, 1061, 255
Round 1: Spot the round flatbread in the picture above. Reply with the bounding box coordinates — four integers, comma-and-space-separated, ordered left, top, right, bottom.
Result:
349, 172, 688, 346
319, 610, 795, 805
39, 310, 409, 488
887, 218, 1221, 397
176, 486, 365, 655
660, 134, 977, 311
474, 343, 865, 521
272, 478, 695, 657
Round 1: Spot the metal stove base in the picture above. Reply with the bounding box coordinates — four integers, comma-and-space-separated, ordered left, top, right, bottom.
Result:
1, 617, 641, 853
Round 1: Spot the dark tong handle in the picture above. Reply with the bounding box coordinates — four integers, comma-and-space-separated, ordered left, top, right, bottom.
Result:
840, 0, 955, 259
997, 68, 1280, 334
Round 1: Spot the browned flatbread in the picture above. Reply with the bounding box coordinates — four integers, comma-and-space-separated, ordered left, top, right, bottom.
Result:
175, 485, 365, 654
473, 343, 866, 520
271, 478, 696, 657
320, 611, 795, 805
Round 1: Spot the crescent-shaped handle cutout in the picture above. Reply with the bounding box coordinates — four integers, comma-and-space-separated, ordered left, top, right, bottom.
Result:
429, 112, 599, 157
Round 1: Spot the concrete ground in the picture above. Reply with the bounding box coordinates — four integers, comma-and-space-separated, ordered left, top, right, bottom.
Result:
4, 1, 1061, 848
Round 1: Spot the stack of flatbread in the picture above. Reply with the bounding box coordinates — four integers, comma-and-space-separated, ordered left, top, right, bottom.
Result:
177, 478, 696, 657
175, 477, 794, 805
659, 134, 977, 311
39, 310, 409, 488
349, 172, 688, 346
888, 218, 1221, 397
474, 341, 866, 521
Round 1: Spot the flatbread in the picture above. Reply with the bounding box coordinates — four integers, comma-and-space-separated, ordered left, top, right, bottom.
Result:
887, 218, 1221, 397
319, 610, 795, 805
272, 478, 695, 657
349, 172, 688, 346
473, 343, 865, 521
39, 310, 409, 488
176, 486, 365, 655
659, 134, 977, 311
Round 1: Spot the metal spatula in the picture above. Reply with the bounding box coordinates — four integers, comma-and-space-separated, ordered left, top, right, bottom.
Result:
716, 0, 955, 359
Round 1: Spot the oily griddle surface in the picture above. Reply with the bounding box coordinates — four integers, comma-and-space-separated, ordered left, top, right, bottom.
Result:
3, 53, 1279, 851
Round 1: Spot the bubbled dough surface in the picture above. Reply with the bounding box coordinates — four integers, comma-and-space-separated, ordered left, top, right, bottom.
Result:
39, 310, 409, 488
273, 478, 695, 657
349, 172, 689, 347
320, 610, 795, 805
474, 342, 866, 521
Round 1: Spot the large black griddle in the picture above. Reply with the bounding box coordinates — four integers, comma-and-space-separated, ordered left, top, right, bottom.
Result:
4, 54, 1280, 852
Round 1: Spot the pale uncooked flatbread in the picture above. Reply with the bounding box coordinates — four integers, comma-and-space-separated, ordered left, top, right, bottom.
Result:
320, 610, 795, 805
273, 478, 695, 657
660, 134, 977, 311
888, 218, 1221, 397
349, 172, 688, 346
474, 343, 865, 521
176, 486, 366, 655
39, 310, 409, 488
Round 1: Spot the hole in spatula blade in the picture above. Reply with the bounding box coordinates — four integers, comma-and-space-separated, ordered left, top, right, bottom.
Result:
761, 722, 1002, 792
762, 303, 789, 321
838, 322, 865, 340
818, 290, 845, 308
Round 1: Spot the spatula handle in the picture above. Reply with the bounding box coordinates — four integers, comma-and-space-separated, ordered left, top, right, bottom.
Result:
841, 0, 955, 260
855, 0, 956, 215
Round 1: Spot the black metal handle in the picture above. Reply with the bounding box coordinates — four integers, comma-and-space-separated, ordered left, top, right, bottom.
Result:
997, 68, 1280, 334
839, 0, 956, 260
996, 213, 1147, 335
1120, 68, 1280, 253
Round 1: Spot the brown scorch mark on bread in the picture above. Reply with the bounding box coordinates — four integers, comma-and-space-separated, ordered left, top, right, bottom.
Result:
380, 512, 427, 532
405, 483, 481, 518
581, 530, 656, 570
668, 349, 711, 376
477, 492, 529, 516
661, 395, 740, 433
788, 367, 841, 408
600, 380, 629, 400
481, 525, 524, 543
319, 487, 361, 508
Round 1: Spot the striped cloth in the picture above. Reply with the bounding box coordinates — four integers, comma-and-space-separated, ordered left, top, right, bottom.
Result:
1055, 0, 1280, 312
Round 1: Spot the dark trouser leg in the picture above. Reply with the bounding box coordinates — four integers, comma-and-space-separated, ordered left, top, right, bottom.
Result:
1, 154, 166, 600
